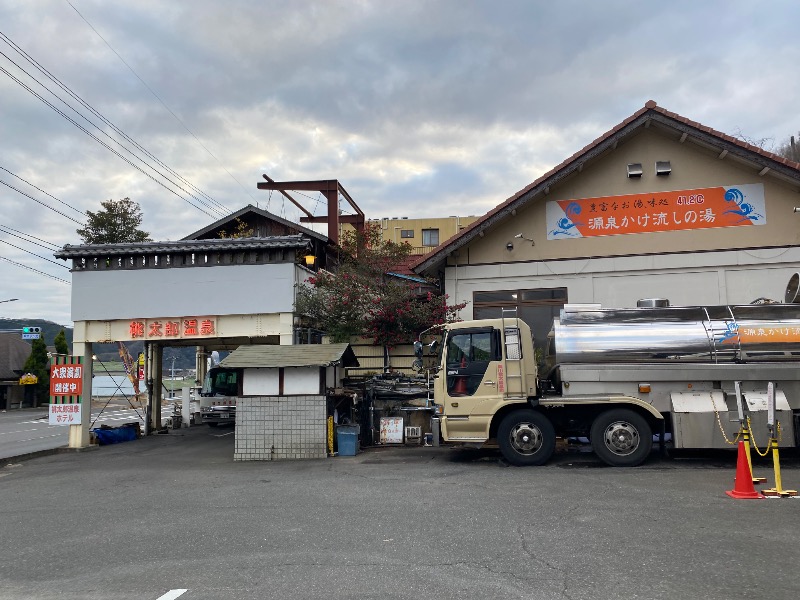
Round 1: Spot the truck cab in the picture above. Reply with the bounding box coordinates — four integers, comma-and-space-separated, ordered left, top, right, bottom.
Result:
199, 366, 241, 426
427, 318, 540, 445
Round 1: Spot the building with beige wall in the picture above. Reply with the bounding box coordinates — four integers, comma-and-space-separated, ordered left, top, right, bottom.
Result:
413, 101, 800, 351
346, 216, 479, 256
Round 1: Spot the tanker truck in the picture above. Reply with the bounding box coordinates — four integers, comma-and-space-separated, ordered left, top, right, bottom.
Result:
416, 299, 800, 467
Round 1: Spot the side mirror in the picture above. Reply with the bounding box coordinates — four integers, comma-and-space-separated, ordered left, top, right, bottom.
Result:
413, 341, 423, 358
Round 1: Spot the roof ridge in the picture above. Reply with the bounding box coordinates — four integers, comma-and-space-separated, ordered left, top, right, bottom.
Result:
411, 100, 800, 272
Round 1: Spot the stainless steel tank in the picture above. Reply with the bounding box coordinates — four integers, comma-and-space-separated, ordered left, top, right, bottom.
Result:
553, 303, 800, 363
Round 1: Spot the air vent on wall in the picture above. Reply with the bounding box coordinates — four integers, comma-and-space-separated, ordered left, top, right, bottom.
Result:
656, 161, 672, 176
627, 163, 643, 178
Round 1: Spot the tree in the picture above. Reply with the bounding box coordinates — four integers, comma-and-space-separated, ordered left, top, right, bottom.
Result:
54, 329, 69, 356
295, 223, 466, 346
76, 198, 151, 244
22, 337, 50, 405
218, 218, 255, 238
775, 132, 800, 162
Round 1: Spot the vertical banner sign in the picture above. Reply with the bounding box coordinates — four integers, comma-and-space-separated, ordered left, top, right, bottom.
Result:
497, 364, 505, 393
138, 352, 145, 381
546, 183, 766, 240
49, 355, 83, 426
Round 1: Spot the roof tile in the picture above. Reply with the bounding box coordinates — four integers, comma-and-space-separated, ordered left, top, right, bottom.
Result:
412, 101, 800, 273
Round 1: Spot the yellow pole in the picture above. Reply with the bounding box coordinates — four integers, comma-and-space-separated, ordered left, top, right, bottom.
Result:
741, 426, 766, 484
762, 433, 797, 497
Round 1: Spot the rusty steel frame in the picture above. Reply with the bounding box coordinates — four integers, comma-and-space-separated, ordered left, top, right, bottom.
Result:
257, 175, 365, 245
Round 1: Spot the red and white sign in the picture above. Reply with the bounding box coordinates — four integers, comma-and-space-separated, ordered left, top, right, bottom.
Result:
128, 317, 217, 340
50, 364, 83, 396
49, 403, 81, 425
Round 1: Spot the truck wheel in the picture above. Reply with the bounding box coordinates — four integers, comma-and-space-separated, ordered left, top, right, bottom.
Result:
498, 409, 556, 466
590, 409, 652, 467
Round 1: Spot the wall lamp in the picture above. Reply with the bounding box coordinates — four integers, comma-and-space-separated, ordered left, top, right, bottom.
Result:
304, 254, 316, 267
506, 242, 514, 251
514, 233, 535, 246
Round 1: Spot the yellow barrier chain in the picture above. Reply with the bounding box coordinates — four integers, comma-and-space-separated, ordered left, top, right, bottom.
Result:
745, 416, 780, 458
714, 411, 742, 446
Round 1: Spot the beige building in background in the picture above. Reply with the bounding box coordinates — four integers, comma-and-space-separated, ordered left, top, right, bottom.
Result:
413, 101, 800, 351
344, 216, 479, 256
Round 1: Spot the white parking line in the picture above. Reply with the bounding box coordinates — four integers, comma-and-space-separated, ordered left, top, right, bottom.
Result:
18, 409, 172, 425
156, 590, 188, 600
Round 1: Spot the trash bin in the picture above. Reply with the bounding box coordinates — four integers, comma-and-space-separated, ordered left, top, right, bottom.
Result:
336, 424, 359, 456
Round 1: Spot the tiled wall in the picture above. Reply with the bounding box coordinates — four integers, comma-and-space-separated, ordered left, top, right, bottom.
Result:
234, 395, 327, 461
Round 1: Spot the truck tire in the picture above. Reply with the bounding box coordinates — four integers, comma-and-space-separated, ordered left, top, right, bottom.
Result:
590, 409, 652, 467
497, 409, 556, 466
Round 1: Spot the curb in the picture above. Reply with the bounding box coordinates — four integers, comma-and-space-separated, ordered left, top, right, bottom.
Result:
3, 444, 100, 464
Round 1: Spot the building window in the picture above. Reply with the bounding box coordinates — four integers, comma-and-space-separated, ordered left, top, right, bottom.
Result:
400, 230, 414, 239
472, 287, 568, 356
422, 229, 439, 246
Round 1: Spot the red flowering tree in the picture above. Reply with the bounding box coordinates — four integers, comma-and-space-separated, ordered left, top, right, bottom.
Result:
295, 223, 466, 345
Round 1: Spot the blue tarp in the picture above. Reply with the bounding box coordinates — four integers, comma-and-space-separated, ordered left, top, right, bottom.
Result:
92, 426, 138, 445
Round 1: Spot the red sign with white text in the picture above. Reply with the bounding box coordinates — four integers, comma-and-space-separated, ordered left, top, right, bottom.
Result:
50, 363, 83, 396
128, 317, 217, 340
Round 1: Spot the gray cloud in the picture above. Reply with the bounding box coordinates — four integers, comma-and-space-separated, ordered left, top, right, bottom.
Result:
0, 0, 798, 325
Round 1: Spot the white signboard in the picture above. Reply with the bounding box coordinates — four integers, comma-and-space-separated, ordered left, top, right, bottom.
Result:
49, 403, 81, 425
380, 417, 404, 444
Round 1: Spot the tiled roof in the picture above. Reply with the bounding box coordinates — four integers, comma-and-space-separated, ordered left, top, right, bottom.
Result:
219, 343, 359, 368
411, 100, 800, 274
182, 204, 329, 243
0, 333, 31, 380
54, 235, 311, 259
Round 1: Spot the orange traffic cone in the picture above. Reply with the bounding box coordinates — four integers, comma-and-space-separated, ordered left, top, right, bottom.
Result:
726, 441, 765, 499
452, 356, 467, 395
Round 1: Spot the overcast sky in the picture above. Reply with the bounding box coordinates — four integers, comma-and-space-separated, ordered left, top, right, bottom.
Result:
1, 0, 799, 326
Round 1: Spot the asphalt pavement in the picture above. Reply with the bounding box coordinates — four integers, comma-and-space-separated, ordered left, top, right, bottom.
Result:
1, 424, 799, 600
0, 398, 172, 460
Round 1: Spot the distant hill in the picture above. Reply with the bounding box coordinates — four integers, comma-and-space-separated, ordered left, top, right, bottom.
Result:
0, 318, 73, 347
0, 318, 196, 368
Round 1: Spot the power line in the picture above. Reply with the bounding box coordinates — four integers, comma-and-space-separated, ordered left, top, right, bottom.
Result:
0, 238, 68, 269
0, 32, 230, 216
0, 166, 85, 217
0, 179, 85, 225
0, 254, 70, 284
0, 224, 61, 251
0, 61, 217, 219
0, 55, 223, 219
63, 1, 260, 207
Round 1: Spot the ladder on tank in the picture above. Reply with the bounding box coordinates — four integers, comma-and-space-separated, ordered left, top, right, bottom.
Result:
500, 308, 525, 398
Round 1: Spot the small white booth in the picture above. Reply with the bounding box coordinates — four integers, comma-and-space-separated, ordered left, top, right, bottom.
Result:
223, 343, 359, 461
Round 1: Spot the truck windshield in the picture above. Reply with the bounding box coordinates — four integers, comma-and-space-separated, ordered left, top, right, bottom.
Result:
445, 328, 496, 396
202, 368, 239, 396
447, 331, 493, 364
